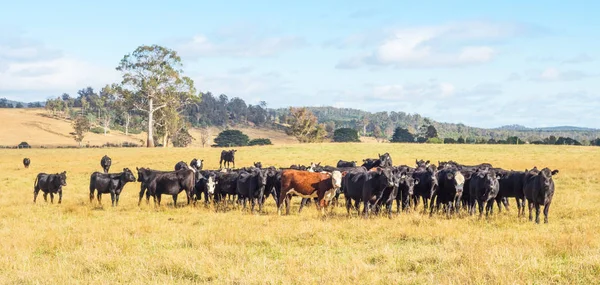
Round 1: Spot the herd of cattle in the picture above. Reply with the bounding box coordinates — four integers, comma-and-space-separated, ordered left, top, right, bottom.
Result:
26, 149, 559, 224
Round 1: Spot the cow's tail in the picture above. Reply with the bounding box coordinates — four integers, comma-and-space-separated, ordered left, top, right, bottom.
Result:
33, 174, 39, 192
89, 173, 96, 197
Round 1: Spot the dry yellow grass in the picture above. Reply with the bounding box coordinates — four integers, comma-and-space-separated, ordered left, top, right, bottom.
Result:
0, 144, 599, 284
0, 108, 300, 147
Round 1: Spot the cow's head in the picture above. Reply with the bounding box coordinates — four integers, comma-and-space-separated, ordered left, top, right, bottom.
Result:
331, 170, 343, 189
416, 159, 430, 168
445, 170, 465, 194
206, 173, 216, 195
59, 171, 67, 186
254, 162, 263, 169
398, 172, 418, 196
123, 168, 136, 182
479, 171, 500, 201
539, 168, 558, 191
136, 167, 145, 182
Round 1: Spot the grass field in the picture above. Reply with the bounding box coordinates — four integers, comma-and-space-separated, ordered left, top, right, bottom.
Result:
0, 143, 599, 284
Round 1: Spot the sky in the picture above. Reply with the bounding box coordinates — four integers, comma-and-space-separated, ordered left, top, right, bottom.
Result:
0, 0, 598, 128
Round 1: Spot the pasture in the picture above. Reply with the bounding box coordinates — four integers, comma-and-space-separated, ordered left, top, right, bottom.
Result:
0, 143, 599, 284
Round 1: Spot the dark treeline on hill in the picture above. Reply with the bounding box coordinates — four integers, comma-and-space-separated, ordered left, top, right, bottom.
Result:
0, 98, 43, 108
7, 44, 598, 147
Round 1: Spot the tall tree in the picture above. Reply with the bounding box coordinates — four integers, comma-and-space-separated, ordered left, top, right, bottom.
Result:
71, 115, 91, 147
116, 45, 196, 147
391, 127, 415, 143
286, 107, 326, 143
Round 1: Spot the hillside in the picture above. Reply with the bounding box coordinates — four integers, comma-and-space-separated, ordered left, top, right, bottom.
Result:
0, 109, 299, 147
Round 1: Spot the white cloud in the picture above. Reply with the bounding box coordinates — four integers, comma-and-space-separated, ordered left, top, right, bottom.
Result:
0, 36, 119, 100
176, 33, 307, 59
335, 21, 527, 69
533, 67, 591, 81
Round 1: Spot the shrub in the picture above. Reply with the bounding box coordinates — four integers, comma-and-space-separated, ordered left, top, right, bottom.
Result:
17, 142, 31, 148
426, 137, 444, 144
443, 138, 456, 144
214, 130, 249, 147
391, 127, 415, 143
333, 128, 360, 142
248, 138, 272, 146
172, 128, 194, 147
90, 126, 106, 134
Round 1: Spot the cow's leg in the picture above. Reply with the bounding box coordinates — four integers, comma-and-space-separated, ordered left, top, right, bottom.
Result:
97, 193, 102, 205
43, 192, 48, 202
58, 190, 62, 204
386, 200, 393, 219
543, 202, 551, 224
116, 194, 120, 207
90, 188, 95, 204
156, 194, 162, 207
363, 200, 369, 219
527, 200, 533, 221
516, 198, 523, 217
286, 195, 291, 215
502, 197, 509, 212
345, 197, 352, 216
172, 194, 178, 208
534, 202, 541, 224
110, 192, 116, 207
50, 193, 54, 204
495, 198, 503, 213
33, 189, 40, 203
478, 200, 484, 218
299, 198, 307, 213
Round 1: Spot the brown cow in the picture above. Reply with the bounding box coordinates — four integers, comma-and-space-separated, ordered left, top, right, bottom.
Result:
278, 169, 342, 215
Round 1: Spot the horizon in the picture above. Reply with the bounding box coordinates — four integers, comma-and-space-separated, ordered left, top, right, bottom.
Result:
0, 1, 597, 129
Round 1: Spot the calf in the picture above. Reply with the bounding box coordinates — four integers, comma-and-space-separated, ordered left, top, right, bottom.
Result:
278, 169, 342, 215
395, 173, 418, 213
101, 155, 112, 173
89, 168, 136, 206
23, 158, 30, 169
190, 159, 203, 171
337, 160, 356, 168
215, 171, 240, 206
524, 168, 559, 223
193, 171, 216, 205
136, 167, 169, 206
469, 170, 501, 217
33, 171, 67, 204
174, 161, 189, 171
220, 149, 237, 168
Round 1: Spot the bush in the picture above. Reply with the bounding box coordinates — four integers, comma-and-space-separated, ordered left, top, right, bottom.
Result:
248, 138, 273, 146
90, 126, 106, 134
333, 128, 360, 142
426, 137, 444, 144
443, 138, 456, 144
17, 142, 31, 148
391, 127, 415, 143
172, 128, 194, 147
214, 129, 249, 147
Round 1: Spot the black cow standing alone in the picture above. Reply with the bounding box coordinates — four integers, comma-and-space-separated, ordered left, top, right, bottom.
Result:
524, 168, 559, 224
220, 149, 237, 169
101, 155, 112, 173
23, 158, 30, 168
33, 171, 67, 204
89, 168, 136, 206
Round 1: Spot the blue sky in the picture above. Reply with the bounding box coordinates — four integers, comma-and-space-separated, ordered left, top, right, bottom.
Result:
0, 1, 598, 128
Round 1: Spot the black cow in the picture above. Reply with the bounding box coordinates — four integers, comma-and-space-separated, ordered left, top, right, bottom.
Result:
236, 168, 268, 212
145, 169, 196, 207
469, 170, 501, 217
214, 171, 240, 206
416, 159, 431, 168
89, 168, 136, 206
265, 168, 282, 206
496, 170, 529, 217
220, 149, 237, 168
23, 158, 30, 168
361, 158, 380, 170
33, 171, 67, 204
193, 170, 216, 205
412, 167, 438, 212
395, 172, 418, 213
190, 159, 203, 171
253, 162, 263, 169
432, 168, 466, 217
343, 167, 395, 218
136, 167, 169, 206
101, 155, 112, 173
524, 168, 559, 223
337, 160, 356, 168
379, 153, 393, 168
174, 161, 189, 171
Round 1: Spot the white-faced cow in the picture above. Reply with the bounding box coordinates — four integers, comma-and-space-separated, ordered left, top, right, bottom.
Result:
33, 171, 67, 204
101, 155, 112, 173
89, 168, 136, 206
524, 167, 559, 224
278, 169, 342, 215
190, 158, 204, 171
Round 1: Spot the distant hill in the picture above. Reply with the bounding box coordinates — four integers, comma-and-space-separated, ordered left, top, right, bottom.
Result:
496, 125, 598, 132
0, 98, 45, 108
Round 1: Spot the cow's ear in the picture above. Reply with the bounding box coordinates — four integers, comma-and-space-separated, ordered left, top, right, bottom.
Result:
551, 169, 559, 175
446, 172, 453, 180
414, 178, 420, 185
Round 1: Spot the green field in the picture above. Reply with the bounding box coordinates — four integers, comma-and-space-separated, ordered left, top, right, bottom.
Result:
0, 144, 599, 284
